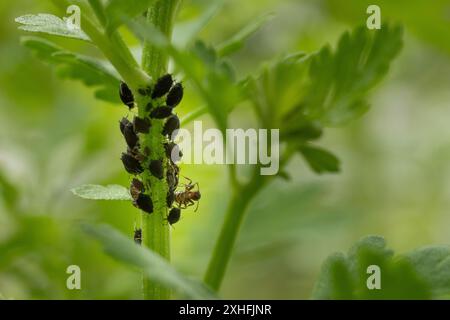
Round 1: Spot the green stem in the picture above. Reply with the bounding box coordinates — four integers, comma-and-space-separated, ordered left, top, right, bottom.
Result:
203, 175, 265, 291
140, 0, 180, 300
142, 0, 180, 78
204, 145, 297, 291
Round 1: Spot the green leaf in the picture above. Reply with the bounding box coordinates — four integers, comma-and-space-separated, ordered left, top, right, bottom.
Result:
246, 52, 311, 128
83, 224, 216, 299
312, 253, 354, 299
216, 13, 274, 57
71, 184, 131, 201
312, 236, 443, 300
0, 171, 18, 209
173, 0, 224, 48
299, 145, 340, 174
303, 25, 403, 125
21, 36, 121, 103
105, 0, 157, 32
403, 246, 450, 297
15, 13, 90, 41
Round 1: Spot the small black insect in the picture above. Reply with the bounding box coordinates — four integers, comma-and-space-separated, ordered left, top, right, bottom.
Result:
130, 178, 145, 201
149, 159, 164, 179
166, 162, 179, 191
151, 74, 173, 99
128, 146, 145, 162
119, 117, 131, 135
162, 114, 180, 138
134, 228, 142, 245
150, 106, 173, 119
166, 190, 175, 207
123, 122, 139, 149
119, 82, 135, 109
121, 152, 144, 174
166, 83, 183, 108
165, 142, 183, 163
133, 193, 153, 214
133, 116, 151, 134
167, 207, 181, 225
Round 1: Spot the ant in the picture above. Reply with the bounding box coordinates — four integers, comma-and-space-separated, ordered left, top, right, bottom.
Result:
174, 177, 201, 212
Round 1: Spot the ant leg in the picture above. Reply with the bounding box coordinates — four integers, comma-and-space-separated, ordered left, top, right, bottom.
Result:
193, 182, 200, 192
194, 200, 200, 212
180, 176, 194, 191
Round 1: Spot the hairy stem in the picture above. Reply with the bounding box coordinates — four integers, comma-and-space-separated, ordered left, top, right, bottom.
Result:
140, 0, 180, 300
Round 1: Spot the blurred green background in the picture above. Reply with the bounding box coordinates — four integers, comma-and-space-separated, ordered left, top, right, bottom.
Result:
1, 0, 450, 299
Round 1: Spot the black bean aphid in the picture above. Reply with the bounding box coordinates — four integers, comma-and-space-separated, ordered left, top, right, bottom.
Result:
166, 83, 183, 108
134, 228, 142, 245
123, 122, 139, 149
119, 82, 134, 109
165, 142, 182, 163
162, 114, 180, 138
119, 117, 131, 135
130, 178, 145, 200
149, 159, 164, 179
166, 163, 179, 191
150, 106, 172, 119
128, 146, 145, 162
133, 193, 153, 214
167, 208, 181, 225
167, 190, 175, 207
121, 152, 143, 174
151, 74, 173, 99
133, 116, 151, 134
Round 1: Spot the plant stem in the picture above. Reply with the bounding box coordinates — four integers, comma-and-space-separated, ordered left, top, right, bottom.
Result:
204, 174, 265, 291
140, 0, 180, 300
142, 0, 180, 77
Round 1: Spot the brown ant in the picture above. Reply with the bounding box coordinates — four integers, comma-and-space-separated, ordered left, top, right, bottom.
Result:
174, 177, 201, 212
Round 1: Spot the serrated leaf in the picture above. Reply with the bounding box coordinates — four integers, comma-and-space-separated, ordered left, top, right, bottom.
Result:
303, 25, 403, 125
216, 13, 274, 57
105, 0, 157, 32
299, 145, 340, 174
403, 246, 450, 297
246, 52, 311, 128
15, 13, 90, 41
83, 224, 216, 299
21, 36, 121, 103
312, 253, 354, 299
312, 236, 439, 300
71, 184, 131, 200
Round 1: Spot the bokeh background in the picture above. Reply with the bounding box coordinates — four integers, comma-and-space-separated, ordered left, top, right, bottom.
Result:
1, 0, 450, 299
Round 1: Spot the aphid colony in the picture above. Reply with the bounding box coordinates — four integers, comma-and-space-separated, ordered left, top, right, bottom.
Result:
118, 74, 201, 233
